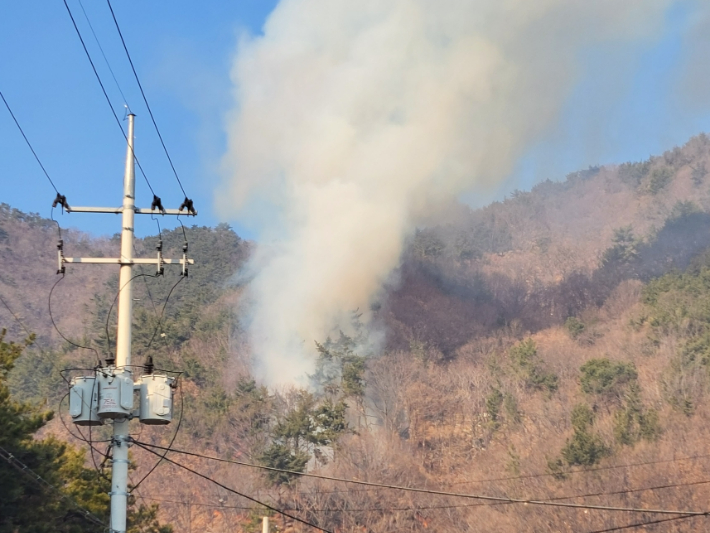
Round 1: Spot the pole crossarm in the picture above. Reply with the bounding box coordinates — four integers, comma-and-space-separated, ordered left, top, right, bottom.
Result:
67, 206, 197, 216
63, 257, 194, 265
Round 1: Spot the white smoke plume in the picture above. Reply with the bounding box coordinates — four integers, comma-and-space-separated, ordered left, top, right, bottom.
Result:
219, 0, 687, 386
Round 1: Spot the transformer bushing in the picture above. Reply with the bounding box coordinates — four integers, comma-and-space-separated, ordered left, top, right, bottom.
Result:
69, 376, 101, 426
137, 374, 175, 425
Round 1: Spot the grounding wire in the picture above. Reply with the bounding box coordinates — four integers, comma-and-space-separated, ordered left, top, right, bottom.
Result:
76, 0, 129, 107
0, 444, 108, 529
0, 89, 59, 194
49, 274, 102, 365
130, 442, 710, 517
105, 0, 189, 199
62, 0, 157, 197
133, 442, 333, 533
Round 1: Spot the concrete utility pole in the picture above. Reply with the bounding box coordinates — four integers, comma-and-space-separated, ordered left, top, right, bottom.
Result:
262, 516, 270, 533
63, 114, 195, 533
110, 111, 137, 531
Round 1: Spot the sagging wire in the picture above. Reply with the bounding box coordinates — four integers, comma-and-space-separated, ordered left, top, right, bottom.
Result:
49, 274, 102, 365
0, 444, 108, 529
130, 442, 710, 518
132, 443, 333, 533
0, 292, 34, 340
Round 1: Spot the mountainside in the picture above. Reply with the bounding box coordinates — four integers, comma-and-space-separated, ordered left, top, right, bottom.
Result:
3, 133, 710, 532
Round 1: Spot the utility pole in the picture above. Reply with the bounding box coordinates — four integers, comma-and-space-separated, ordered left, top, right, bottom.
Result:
262, 516, 270, 533
64, 114, 195, 533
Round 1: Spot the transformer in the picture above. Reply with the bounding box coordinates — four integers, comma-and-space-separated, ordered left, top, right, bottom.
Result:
69, 376, 101, 426
138, 374, 175, 425
97, 370, 134, 418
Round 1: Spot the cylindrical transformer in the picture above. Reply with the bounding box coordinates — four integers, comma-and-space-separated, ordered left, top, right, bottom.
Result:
69, 376, 102, 426
97, 370, 134, 418
138, 374, 174, 425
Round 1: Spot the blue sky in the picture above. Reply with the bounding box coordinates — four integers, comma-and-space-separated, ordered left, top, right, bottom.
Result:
0, 0, 276, 238
1, 1, 709, 238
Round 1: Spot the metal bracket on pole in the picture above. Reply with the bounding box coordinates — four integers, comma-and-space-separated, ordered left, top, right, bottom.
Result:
67, 206, 198, 216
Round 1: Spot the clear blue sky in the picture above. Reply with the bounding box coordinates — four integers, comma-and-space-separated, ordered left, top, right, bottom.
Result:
0, 0, 276, 238
1, 1, 709, 237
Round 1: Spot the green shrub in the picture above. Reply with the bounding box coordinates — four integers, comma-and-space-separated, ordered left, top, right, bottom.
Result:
510, 339, 537, 370
565, 317, 585, 339
647, 166, 673, 194
560, 404, 609, 466
580, 358, 637, 399
510, 339, 559, 395
486, 388, 504, 429
613, 382, 661, 445
504, 393, 521, 424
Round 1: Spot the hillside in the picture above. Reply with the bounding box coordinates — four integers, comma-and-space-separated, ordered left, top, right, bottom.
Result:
3, 133, 710, 532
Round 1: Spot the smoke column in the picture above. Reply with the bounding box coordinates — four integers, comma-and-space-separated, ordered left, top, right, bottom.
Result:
219, 0, 687, 386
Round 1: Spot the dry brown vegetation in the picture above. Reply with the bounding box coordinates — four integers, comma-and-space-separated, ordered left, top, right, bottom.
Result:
4, 134, 710, 531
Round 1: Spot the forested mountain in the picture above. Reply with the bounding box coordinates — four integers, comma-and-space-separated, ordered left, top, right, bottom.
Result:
3, 133, 710, 532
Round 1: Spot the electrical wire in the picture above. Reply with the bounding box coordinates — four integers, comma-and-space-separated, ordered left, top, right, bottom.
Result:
76, 0, 129, 107
0, 444, 108, 529
61, 0, 157, 197
105, 0, 189, 199
48, 274, 102, 364
451, 452, 710, 485
143, 275, 184, 352
587, 514, 704, 533
0, 89, 59, 194
130, 442, 710, 517
133, 443, 333, 533
0, 292, 34, 339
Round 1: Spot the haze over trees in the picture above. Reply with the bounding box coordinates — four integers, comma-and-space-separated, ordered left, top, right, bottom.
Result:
3, 133, 710, 530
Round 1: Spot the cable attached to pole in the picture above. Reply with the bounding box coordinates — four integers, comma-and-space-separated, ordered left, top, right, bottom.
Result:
48, 274, 102, 365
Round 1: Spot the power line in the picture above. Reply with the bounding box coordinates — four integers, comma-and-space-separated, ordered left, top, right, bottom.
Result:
0, 444, 107, 529
0, 292, 34, 339
49, 274, 102, 364
76, 0, 129, 106
587, 514, 704, 533
105, 0, 190, 201
0, 89, 59, 194
61, 0, 157, 197
134, 442, 333, 533
131, 442, 710, 517
451, 452, 710, 485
